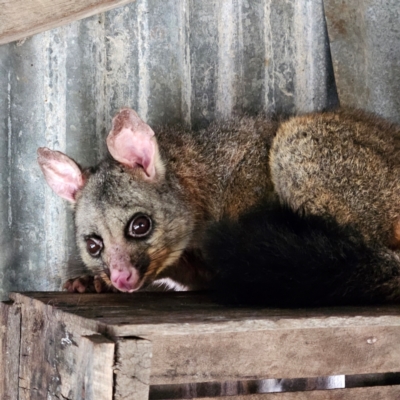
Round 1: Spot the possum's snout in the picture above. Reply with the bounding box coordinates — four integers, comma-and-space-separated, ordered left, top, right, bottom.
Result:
107, 246, 145, 292
110, 268, 142, 292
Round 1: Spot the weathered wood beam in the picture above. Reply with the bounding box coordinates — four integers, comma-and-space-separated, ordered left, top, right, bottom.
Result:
0, 0, 136, 45
200, 386, 400, 400
0, 301, 21, 400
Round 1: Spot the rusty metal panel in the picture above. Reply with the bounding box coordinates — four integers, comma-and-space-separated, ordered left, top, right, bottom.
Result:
0, 0, 339, 297
325, 0, 400, 123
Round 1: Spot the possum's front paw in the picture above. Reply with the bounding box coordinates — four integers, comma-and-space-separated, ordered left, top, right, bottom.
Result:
63, 274, 119, 293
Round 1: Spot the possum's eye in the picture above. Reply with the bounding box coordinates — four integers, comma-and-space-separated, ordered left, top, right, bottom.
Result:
86, 237, 103, 257
127, 214, 152, 238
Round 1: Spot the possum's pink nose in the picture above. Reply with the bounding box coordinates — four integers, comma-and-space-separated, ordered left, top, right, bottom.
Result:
110, 269, 141, 292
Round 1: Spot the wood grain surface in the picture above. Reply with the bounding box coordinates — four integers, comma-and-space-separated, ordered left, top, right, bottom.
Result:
10, 292, 400, 387
0, 0, 136, 45
0, 301, 21, 400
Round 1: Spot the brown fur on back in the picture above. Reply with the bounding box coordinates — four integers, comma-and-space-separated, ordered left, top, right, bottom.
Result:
155, 115, 278, 226
271, 108, 400, 246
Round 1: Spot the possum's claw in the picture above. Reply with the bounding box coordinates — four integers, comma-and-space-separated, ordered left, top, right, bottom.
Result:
63, 274, 119, 293
63, 275, 94, 293
93, 274, 120, 293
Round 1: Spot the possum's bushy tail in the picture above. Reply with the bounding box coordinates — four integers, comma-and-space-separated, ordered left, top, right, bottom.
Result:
204, 203, 400, 307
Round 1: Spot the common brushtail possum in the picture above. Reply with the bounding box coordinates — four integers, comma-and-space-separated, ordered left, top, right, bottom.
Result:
37, 108, 400, 306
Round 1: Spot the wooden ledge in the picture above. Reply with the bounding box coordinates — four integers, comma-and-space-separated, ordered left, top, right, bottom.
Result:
3, 292, 400, 398
0, 0, 136, 45
9, 291, 400, 338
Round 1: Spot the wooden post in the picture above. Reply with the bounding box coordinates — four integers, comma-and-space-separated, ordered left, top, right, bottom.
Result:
16, 296, 115, 400
80, 335, 115, 400
114, 338, 153, 400
0, 301, 21, 400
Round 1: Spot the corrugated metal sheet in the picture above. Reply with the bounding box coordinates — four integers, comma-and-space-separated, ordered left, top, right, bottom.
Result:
0, 0, 398, 301
0, 0, 338, 297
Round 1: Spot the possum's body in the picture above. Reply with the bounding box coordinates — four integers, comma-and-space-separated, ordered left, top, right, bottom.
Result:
38, 108, 400, 305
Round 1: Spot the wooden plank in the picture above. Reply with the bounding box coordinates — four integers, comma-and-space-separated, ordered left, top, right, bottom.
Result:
0, 0, 136, 45
10, 292, 400, 336
199, 385, 400, 399
148, 326, 400, 384
11, 292, 400, 385
17, 296, 114, 400
114, 338, 153, 400
0, 301, 21, 400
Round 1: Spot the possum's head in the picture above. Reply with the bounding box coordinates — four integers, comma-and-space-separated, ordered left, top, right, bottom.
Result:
37, 109, 194, 292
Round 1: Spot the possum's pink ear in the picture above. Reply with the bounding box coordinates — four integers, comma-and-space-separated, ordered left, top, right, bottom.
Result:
106, 108, 165, 181
37, 147, 85, 203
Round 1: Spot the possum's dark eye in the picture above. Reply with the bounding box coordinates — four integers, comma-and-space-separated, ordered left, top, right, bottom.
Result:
86, 237, 103, 257
127, 214, 152, 238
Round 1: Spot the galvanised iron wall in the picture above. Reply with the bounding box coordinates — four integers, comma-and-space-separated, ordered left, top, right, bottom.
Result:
0, 0, 398, 301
